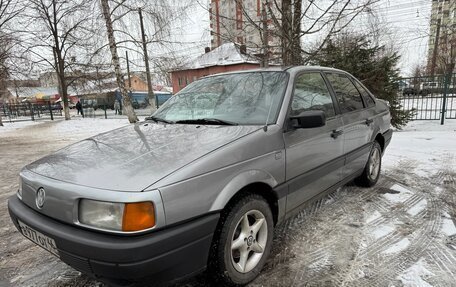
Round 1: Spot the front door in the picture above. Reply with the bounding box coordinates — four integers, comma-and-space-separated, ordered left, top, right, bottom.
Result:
284, 72, 344, 213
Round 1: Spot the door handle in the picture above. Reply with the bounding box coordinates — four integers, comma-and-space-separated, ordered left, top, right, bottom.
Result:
331, 129, 343, 139
365, 119, 374, 126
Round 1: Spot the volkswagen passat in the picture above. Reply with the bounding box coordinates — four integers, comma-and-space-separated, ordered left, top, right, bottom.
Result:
8, 66, 392, 285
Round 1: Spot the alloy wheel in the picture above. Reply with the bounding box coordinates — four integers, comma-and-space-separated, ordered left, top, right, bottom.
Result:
368, 148, 381, 180
230, 209, 268, 273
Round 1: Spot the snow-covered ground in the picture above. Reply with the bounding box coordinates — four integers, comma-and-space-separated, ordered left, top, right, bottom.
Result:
383, 120, 456, 179
0, 117, 145, 139
0, 119, 455, 287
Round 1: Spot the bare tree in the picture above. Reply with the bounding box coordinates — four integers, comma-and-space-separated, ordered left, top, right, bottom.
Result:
0, 0, 22, 126
100, 0, 138, 123
95, 0, 197, 118
208, 0, 378, 66
18, 0, 95, 120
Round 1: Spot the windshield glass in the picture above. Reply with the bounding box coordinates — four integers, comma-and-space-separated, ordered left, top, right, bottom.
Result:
152, 71, 288, 125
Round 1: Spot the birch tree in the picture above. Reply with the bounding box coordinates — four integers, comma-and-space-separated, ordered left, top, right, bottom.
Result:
100, 0, 138, 123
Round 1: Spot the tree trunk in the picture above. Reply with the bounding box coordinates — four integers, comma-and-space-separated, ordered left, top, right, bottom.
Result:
0, 114, 3, 126
49, 0, 70, 121
292, 0, 303, 64
61, 79, 70, 120
281, 0, 293, 65
53, 47, 70, 120
100, 0, 138, 123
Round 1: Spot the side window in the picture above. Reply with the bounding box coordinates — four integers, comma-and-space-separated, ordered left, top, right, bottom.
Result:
352, 79, 375, 107
291, 72, 336, 118
325, 73, 365, 113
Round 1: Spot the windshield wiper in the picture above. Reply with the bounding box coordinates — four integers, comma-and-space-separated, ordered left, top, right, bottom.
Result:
145, 116, 174, 124
175, 118, 238, 126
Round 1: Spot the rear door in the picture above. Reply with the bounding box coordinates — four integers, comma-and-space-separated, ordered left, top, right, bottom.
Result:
284, 72, 344, 212
324, 73, 373, 179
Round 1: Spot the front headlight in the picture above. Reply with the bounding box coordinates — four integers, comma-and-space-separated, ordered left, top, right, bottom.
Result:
17, 177, 23, 200
79, 199, 155, 232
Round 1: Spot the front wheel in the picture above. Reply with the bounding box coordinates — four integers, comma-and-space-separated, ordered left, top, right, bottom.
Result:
356, 141, 382, 187
209, 194, 273, 286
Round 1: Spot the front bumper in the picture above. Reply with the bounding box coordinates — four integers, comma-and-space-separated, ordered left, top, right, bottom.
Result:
8, 196, 219, 283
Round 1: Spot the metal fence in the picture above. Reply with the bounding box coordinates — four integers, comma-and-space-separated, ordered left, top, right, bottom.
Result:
1, 93, 172, 123
398, 73, 456, 123
1, 102, 63, 122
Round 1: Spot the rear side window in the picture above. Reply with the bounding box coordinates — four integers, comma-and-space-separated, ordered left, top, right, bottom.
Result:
291, 72, 335, 118
352, 79, 375, 107
325, 73, 364, 113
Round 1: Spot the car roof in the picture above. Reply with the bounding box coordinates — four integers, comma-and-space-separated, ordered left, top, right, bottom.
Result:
202, 65, 350, 78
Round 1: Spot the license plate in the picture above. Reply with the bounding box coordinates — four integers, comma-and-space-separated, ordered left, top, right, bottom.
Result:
18, 220, 59, 257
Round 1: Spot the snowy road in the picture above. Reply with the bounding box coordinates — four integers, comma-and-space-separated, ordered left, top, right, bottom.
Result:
0, 119, 455, 287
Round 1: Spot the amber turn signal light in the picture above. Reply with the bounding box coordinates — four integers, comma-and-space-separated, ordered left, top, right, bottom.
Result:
122, 202, 155, 232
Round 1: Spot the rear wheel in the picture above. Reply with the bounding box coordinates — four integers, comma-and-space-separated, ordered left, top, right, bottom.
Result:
209, 194, 273, 286
356, 141, 382, 187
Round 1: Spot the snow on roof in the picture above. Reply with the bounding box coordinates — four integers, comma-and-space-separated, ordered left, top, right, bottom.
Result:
181, 43, 259, 70
7, 86, 82, 98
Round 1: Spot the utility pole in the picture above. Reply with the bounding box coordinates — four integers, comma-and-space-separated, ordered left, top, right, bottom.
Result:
125, 51, 132, 89
430, 19, 441, 79
262, 1, 269, 68
138, 8, 156, 108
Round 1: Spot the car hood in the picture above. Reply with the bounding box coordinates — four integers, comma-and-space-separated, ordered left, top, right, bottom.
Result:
26, 122, 261, 191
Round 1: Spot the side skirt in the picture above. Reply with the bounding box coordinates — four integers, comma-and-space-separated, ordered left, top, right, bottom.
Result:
278, 168, 364, 224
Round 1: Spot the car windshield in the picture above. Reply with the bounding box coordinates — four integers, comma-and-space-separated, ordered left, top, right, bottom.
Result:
151, 71, 288, 125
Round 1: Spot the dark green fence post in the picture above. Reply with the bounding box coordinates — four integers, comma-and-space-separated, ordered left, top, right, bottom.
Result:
441, 63, 455, 125
104, 104, 107, 119
29, 102, 35, 121
48, 101, 54, 121
7, 104, 11, 122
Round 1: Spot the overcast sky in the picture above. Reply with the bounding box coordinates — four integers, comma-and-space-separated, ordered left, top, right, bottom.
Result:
180, 0, 432, 76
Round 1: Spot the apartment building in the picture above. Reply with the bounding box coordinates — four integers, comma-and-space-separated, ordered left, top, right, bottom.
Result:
427, 0, 456, 74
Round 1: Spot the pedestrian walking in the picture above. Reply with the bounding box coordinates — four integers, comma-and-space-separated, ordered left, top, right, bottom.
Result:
114, 100, 120, 115
76, 100, 84, 117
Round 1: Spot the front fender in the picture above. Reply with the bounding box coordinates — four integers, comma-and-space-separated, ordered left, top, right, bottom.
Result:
210, 169, 278, 211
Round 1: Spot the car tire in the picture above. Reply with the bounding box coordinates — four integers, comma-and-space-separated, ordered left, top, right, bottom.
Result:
208, 194, 273, 286
356, 141, 382, 187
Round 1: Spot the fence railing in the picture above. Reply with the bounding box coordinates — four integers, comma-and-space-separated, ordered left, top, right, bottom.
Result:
0, 100, 163, 122
398, 73, 456, 123
1, 102, 63, 122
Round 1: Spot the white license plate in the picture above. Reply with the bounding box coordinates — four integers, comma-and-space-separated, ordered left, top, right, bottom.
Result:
18, 220, 59, 257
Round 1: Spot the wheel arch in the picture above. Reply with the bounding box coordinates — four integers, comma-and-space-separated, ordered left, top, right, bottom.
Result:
370, 125, 385, 152
210, 170, 281, 226
374, 133, 385, 152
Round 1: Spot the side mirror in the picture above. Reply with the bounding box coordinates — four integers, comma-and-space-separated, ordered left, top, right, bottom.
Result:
290, 110, 326, 129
